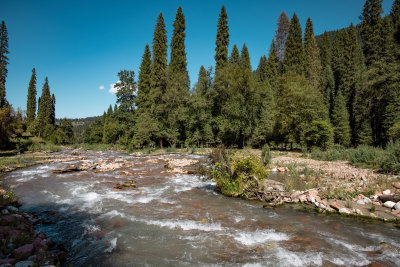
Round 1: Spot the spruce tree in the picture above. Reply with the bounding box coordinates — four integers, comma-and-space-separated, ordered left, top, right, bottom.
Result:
283, 13, 305, 75
319, 31, 332, 69
0, 21, 9, 107
115, 70, 136, 112
265, 41, 279, 92
240, 43, 251, 70
274, 11, 290, 71
136, 44, 152, 112
36, 77, 52, 136
215, 5, 229, 71
392, 0, 400, 44
331, 90, 351, 146
165, 6, 189, 147
304, 17, 322, 89
321, 65, 335, 117
26, 68, 37, 124
151, 13, 168, 148
51, 94, 56, 126
229, 44, 240, 65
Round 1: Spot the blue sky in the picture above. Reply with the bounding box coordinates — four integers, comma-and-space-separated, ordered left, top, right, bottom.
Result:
0, 0, 394, 119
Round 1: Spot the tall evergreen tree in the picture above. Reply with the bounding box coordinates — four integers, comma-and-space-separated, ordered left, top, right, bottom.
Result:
26, 68, 37, 124
136, 44, 152, 112
319, 31, 332, 69
304, 17, 322, 89
36, 77, 52, 136
240, 43, 251, 70
115, 70, 136, 112
51, 94, 56, 126
229, 44, 240, 65
274, 11, 290, 71
165, 6, 190, 147
265, 41, 279, 92
392, 0, 400, 44
151, 13, 168, 148
321, 65, 335, 117
283, 13, 305, 75
0, 21, 9, 108
331, 90, 351, 146
215, 5, 229, 71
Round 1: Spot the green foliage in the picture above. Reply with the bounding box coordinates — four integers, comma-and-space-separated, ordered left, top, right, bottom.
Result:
304, 17, 322, 89
310, 145, 349, 161
331, 90, 351, 146
115, 70, 136, 112
36, 77, 53, 137
283, 13, 305, 75
379, 141, 400, 174
261, 144, 271, 166
26, 68, 37, 124
305, 120, 334, 150
348, 145, 385, 169
274, 11, 290, 71
0, 21, 9, 108
210, 149, 269, 198
215, 5, 229, 71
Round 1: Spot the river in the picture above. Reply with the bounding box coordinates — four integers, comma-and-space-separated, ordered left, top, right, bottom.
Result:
3, 150, 400, 266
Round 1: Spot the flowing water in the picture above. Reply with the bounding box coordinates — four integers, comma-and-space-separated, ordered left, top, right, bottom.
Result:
3, 150, 400, 266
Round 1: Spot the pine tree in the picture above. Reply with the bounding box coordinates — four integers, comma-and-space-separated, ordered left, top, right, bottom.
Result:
360, 0, 384, 66
240, 43, 251, 70
229, 44, 240, 65
151, 13, 168, 148
320, 65, 335, 117
165, 6, 189, 147
319, 31, 332, 69
331, 90, 351, 146
36, 77, 52, 136
215, 5, 229, 71
0, 21, 9, 107
283, 13, 305, 75
274, 11, 290, 71
265, 41, 279, 92
136, 44, 152, 112
51, 94, 56, 126
392, 0, 400, 44
304, 17, 322, 89
26, 68, 37, 124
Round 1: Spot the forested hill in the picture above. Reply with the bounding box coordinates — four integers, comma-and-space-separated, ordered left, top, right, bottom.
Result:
56, 116, 100, 142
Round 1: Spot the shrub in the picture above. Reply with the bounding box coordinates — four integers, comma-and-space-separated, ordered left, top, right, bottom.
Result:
305, 120, 334, 150
261, 144, 271, 166
348, 145, 384, 169
379, 141, 400, 174
310, 145, 348, 161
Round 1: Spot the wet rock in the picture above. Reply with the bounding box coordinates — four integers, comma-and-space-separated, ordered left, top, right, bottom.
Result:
15, 260, 35, 267
338, 208, 351, 214
2, 209, 9, 215
271, 168, 277, 172
0, 258, 16, 265
261, 180, 285, 192
37, 232, 46, 240
298, 195, 307, 203
12, 244, 34, 261
330, 202, 345, 211
53, 164, 81, 174
383, 201, 396, 209
33, 237, 48, 251
392, 210, 400, 216
394, 201, 400, 211
354, 208, 363, 215
7, 206, 18, 213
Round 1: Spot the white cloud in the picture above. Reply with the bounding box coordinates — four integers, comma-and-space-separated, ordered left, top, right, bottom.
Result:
108, 82, 120, 94
99, 85, 105, 90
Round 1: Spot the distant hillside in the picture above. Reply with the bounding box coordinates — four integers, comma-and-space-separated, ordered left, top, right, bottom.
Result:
57, 116, 100, 142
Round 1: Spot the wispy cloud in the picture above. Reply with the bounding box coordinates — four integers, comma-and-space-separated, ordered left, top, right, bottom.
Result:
99, 85, 105, 90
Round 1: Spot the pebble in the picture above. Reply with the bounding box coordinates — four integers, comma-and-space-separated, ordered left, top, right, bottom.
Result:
383, 189, 391, 195
383, 201, 396, 209
394, 202, 400, 211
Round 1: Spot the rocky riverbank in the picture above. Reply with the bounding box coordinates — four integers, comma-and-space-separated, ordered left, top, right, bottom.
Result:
262, 152, 400, 222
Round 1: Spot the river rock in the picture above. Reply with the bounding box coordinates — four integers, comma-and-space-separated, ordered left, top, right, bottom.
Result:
290, 191, 303, 202
394, 201, 400, 211
392, 182, 400, 189
383, 201, 396, 209
7, 206, 18, 213
330, 202, 345, 211
338, 208, 351, 214
165, 159, 199, 169
12, 244, 34, 261
15, 260, 35, 267
261, 180, 285, 192
357, 197, 372, 205
0, 258, 16, 265
383, 189, 391, 195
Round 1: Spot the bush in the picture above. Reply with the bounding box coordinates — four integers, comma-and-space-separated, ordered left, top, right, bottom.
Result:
379, 141, 400, 174
261, 144, 271, 166
310, 145, 348, 161
348, 145, 384, 169
305, 120, 334, 150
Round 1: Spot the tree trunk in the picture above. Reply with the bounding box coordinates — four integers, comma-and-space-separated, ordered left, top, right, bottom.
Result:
159, 138, 163, 149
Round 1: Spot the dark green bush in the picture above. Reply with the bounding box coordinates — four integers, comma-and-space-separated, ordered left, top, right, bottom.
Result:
379, 141, 400, 174
261, 144, 271, 166
348, 145, 385, 169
